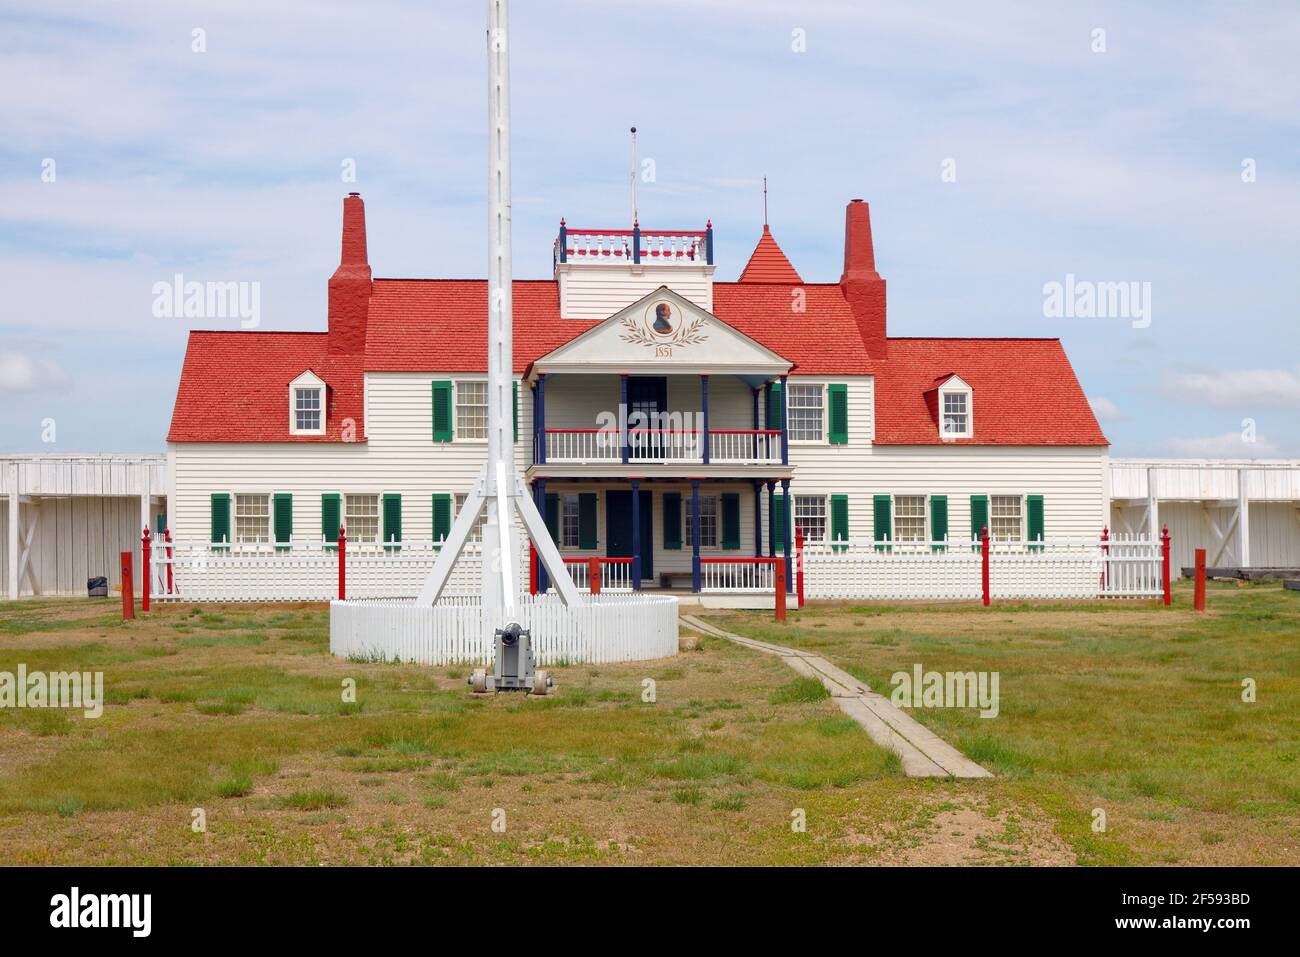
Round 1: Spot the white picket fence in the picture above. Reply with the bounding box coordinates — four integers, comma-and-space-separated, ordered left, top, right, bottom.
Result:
151, 538, 526, 602
803, 534, 1162, 600
329, 593, 680, 665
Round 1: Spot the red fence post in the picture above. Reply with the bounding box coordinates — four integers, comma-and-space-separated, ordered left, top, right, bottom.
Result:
981, 525, 990, 607
774, 560, 786, 623
164, 528, 174, 595
795, 525, 805, 610
1193, 547, 1206, 611
141, 528, 151, 613
529, 541, 538, 596
589, 557, 601, 595
120, 551, 135, 620
338, 526, 347, 601
1100, 525, 1110, 591
1161, 524, 1171, 607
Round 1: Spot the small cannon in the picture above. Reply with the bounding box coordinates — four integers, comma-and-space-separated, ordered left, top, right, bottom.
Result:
469, 622, 552, 695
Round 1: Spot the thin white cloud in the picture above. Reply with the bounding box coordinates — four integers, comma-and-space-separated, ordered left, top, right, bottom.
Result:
0, 351, 69, 393
1161, 368, 1300, 408
1088, 396, 1123, 421
1163, 431, 1280, 457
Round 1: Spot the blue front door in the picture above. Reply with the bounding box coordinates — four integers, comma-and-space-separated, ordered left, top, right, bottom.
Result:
606, 490, 653, 581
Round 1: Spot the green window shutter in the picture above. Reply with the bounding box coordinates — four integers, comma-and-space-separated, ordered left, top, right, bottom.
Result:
513, 381, 519, 443
382, 493, 402, 551
766, 382, 783, 430
157, 512, 167, 534
273, 493, 293, 551
431, 494, 452, 543
321, 493, 341, 550
578, 493, 598, 550
873, 494, 892, 552
431, 380, 453, 442
970, 494, 989, 551
827, 384, 848, 444
773, 494, 787, 549
210, 493, 230, 550
929, 495, 948, 551
721, 493, 741, 550
1027, 494, 1044, 551
831, 494, 849, 552
663, 492, 682, 549
544, 493, 560, 545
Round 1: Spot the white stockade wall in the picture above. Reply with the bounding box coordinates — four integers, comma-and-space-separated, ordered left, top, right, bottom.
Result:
154, 538, 527, 602
329, 593, 680, 665
803, 535, 1162, 600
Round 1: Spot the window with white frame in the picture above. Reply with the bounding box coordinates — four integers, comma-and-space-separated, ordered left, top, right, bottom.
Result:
794, 495, 827, 543
234, 494, 270, 544
787, 384, 824, 441
685, 495, 718, 547
345, 494, 380, 544
940, 385, 971, 438
294, 387, 323, 433
990, 495, 1022, 541
454, 494, 486, 542
893, 495, 927, 542
561, 494, 581, 548
456, 380, 488, 439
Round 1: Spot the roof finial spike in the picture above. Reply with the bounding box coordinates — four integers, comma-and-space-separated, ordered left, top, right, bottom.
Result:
763, 175, 768, 227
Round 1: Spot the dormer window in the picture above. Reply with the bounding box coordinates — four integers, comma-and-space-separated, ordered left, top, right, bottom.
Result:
942, 392, 967, 435
289, 371, 327, 435
937, 375, 972, 439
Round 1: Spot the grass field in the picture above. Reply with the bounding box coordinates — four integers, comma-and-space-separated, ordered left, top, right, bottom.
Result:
0, 581, 1294, 865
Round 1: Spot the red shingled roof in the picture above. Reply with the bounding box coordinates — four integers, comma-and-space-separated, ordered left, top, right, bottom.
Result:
872, 338, 1108, 446
167, 332, 364, 443
362, 278, 876, 376
737, 226, 803, 283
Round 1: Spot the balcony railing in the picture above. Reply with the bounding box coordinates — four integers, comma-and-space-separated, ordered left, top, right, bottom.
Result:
554, 221, 714, 268
540, 429, 781, 466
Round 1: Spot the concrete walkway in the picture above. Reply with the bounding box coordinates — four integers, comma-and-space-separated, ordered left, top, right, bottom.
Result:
681, 614, 993, 779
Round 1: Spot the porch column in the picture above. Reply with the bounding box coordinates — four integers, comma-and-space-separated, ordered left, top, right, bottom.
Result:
766, 480, 776, 558
631, 478, 642, 591
535, 374, 547, 464
620, 374, 630, 464
780, 374, 789, 466
781, 478, 793, 592
751, 386, 761, 461
753, 479, 764, 557
534, 479, 548, 593
691, 479, 702, 593
700, 374, 710, 464
7, 462, 18, 600
1238, 467, 1251, 567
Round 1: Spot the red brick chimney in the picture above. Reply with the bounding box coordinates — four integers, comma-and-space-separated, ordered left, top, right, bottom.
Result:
839, 198, 887, 359
328, 192, 372, 354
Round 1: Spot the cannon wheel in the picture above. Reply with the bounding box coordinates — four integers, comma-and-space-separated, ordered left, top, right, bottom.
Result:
470, 669, 489, 694
532, 670, 551, 696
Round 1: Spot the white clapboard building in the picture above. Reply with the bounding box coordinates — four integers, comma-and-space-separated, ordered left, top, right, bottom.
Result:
163, 193, 1113, 599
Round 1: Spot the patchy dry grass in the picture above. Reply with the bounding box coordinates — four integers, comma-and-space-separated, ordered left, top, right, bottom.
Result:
700, 579, 1300, 865
0, 598, 980, 865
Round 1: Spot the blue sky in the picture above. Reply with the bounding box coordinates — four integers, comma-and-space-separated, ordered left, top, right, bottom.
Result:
1, 0, 1297, 456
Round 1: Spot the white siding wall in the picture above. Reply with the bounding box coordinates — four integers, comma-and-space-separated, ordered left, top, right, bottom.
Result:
862, 446, 1109, 542
556, 263, 713, 320
170, 373, 533, 545
171, 372, 1108, 577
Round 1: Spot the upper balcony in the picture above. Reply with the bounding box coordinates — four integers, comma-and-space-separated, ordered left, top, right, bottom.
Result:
553, 221, 717, 320
553, 222, 714, 270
